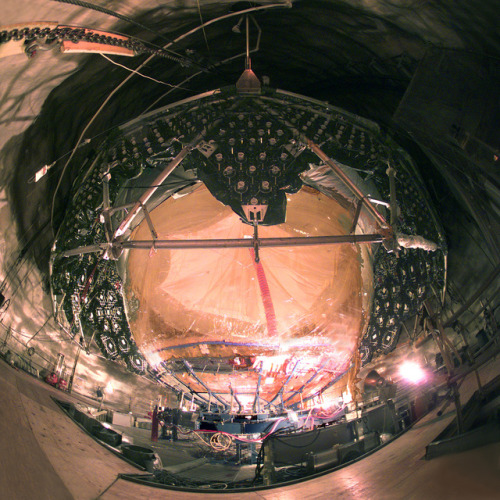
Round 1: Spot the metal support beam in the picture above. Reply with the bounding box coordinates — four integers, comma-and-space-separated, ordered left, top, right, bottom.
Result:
425, 300, 464, 434
101, 172, 114, 242
183, 360, 229, 410
252, 371, 262, 414
253, 221, 260, 263
254, 99, 389, 231
350, 199, 364, 234
67, 341, 82, 394
58, 233, 384, 257
107, 202, 136, 216
230, 386, 243, 413
265, 360, 300, 409
162, 368, 210, 406
386, 165, 398, 228
126, 234, 382, 249
298, 366, 352, 408
306, 139, 389, 229
114, 133, 204, 238
262, 440, 276, 486
140, 203, 158, 241
283, 359, 328, 406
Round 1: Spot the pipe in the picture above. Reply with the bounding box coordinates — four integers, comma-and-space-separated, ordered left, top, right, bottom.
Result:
266, 360, 300, 409
283, 359, 329, 405
253, 370, 263, 414
123, 233, 383, 250
59, 233, 384, 257
386, 165, 398, 227
183, 360, 229, 410
230, 386, 243, 413
114, 133, 204, 238
306, 140, 389, 229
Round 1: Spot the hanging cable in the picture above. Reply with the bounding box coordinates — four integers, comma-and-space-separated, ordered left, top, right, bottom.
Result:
49, 1, 291, 233
52, 0, 173, 43
196, 0, 211, 54
140, 13, 262, 116
100, 54, 196, 91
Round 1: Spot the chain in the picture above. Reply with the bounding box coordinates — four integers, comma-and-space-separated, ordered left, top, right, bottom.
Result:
0, 26, 188, 65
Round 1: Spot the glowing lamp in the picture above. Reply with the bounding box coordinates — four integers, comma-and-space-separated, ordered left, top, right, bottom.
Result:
399, 361, 426, 384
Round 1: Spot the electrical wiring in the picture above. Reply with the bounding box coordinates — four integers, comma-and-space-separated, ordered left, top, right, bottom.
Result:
100, 54, 196, 92
196, 0, 211, 54
139, 13, 263, 116
175, 417, 286, 452
139, 71, 209, 115
49, 3, 290, 231
210, 431, 233, 451
272, 428, 322, 449
52, 0, 170, 41
51, 0, 191, 63
168, 2, 290, 49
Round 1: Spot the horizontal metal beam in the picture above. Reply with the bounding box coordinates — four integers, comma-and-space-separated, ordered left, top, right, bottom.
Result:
124, 233, 383, 250
58, 233, 384, 257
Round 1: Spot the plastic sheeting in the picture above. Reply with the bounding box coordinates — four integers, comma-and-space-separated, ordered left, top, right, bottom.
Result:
124, 184, 373, 408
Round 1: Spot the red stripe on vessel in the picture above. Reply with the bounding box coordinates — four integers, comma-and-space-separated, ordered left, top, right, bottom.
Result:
250, 249, 278, 337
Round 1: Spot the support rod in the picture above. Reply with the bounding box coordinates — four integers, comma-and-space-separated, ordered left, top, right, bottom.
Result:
350, 199, 364, 234
67, 341, 82, 394
306, 139, 389, 229
59, 233, 384, 257
245, 15, 250, 68
266, 360, 300, 409
298, 365, 352, 408
163, 369, 210, 406
386, 165, 398, 228
425, 300, 464, 434
183, 360, 229, 410
128, 233, 383, 249
252, 371, 262, 414
283, 359, 329, 405
252, 100, 388, 231
114, 133, 204, 238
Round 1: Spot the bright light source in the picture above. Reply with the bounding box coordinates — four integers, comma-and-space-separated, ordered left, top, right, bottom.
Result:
287, 410, 299, 424
104, 382, 114, 394
342, 388, 352, 404
399, 361, 426, 383
145, 351, 163, 369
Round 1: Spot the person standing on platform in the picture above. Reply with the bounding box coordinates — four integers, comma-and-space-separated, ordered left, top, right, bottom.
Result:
172, 408, 180, 441
160, 408, 172, 440
151, 405, 159, 442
